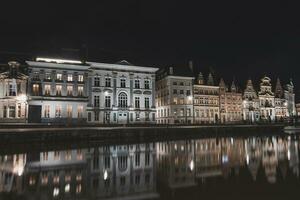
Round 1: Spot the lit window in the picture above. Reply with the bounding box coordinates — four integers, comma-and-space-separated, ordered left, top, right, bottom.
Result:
67, 74, 73, 82
53, 171, 60, 184
53, 187, 59, 197
56, 73, 62, 81
45, 73, 51, 80
77, 105, 83, 118
44, 84, 51, 95
42, 152, 48, 161
29, 176, 36, 185
41, 172, 48, 185
67, 86, 73, 96
65, 150, 72, 160
67, 105, 72, 118
54, 151, 60, 160
78, 75, 84, 82
78, 86, 83, 96
76, 184, 82, 194
65, 184, 70, 193
55, 105, 62, 117
56, 85, 62, 96
32, 84, 39, 96
77, 149, 83, 160
44, 105, 50, 118
9, 83, 17, 96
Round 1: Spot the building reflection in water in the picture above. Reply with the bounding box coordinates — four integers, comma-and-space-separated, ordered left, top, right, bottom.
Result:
0, 135, 299, 199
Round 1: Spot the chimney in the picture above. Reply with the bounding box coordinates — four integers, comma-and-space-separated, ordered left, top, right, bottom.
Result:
169, 67, 174, 75
188, 60, 193, 73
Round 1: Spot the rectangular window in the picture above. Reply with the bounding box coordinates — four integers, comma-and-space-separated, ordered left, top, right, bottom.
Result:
17, 104, 21, 117
9, 83, 16, 96
67, 86, 73, 96
56, 85, 62, 96
135, 97, 140, 108
144, 80, 150, 89
32, 84, 39, 96
94, 112, 99, 121
67, 74, 73, 82
173, 89, 177, 94
94, 96, 100, 107
186, 90, 191, 96
9, 106, 15, 118
145, 174, 150, 184
173, 82, 177, 85
54, 151, 60, 160
113, 113, 117, 121
94, 77, 100, 87
120, 176, 126, 186
135, 175, 140, 185
78, 75, 84, 82
45, 73, 51, 80
77, 105, 83, 118
130, 113, 133, 121
120, 79, 126, 88
55, 105, 62, 117
44, 105, 50, 118
44, 84, 51, 96
145, 97, 150, 109
104, 156, 110, 169
135, 153, 140, 167
105, 96, 111, 108
105, 77, 111, 87
56, 73, 62, 81
3, 106, 7, 118
135, 79, 140, 89
67, 105, 72, 118
78, 86, 83, 96
145, 153, 150, 166
88, 112, 92, 121
180, 90, 184, 94
136, 113, 140, 121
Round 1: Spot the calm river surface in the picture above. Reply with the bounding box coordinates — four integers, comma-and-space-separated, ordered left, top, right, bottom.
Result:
1, 130, 300, 199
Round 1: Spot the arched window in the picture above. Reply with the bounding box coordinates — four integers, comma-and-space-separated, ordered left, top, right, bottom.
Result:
118, 92, 128, 108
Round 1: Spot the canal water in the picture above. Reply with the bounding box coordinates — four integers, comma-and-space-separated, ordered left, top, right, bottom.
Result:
0, 131, 299, 199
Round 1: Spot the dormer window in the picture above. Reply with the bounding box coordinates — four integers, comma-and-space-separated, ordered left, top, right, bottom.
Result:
56, 73, 62, 81
67, 74, 73, 82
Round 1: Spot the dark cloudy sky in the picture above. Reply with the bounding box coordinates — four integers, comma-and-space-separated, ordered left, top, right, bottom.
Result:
0, 1, 299, 95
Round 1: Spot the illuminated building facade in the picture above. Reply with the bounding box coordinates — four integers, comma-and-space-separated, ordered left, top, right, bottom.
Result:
156, 67, 194, 124
86, 61, 158, 124
193, 72, 220, 124
219, 79, 243, 123
0, 61, 28, 122
26, 58, 89, 124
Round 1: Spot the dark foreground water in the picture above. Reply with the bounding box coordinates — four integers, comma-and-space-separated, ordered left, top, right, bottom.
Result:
1, 130, 300, 200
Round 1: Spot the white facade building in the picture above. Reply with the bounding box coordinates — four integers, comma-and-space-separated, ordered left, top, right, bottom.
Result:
0, 61, 28, 123
242, 79, 260, 122
26, 59, 90, 124
86, 61, 158, 124
156, 67, 194, 124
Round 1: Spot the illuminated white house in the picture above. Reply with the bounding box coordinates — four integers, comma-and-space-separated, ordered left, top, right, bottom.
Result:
86, 60, 158, 124
0, 61, 28, 122
156, 67, 194, 124
26, 58, 89, 124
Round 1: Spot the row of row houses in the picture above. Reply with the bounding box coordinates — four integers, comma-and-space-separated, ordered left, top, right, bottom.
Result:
0, 58, 296, 124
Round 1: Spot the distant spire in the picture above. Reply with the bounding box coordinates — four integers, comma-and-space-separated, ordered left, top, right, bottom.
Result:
219, 78, 226, 87
197, 72, 204, 85
231, 80, 237, 92
275, 78, 283, 98
207, 73, 214, 86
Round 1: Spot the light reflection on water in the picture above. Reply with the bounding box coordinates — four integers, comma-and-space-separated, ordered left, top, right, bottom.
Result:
0, 133, 299, 199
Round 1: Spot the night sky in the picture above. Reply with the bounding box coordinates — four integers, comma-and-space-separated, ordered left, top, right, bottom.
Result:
1, 1, 299, 97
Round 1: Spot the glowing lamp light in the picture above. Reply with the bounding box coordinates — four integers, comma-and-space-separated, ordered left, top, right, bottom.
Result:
104, 91, 108, 96
189, 160, 194, 171
287, 150, 291, 161
246, 154, 249, 165
103, 170, 108, 180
